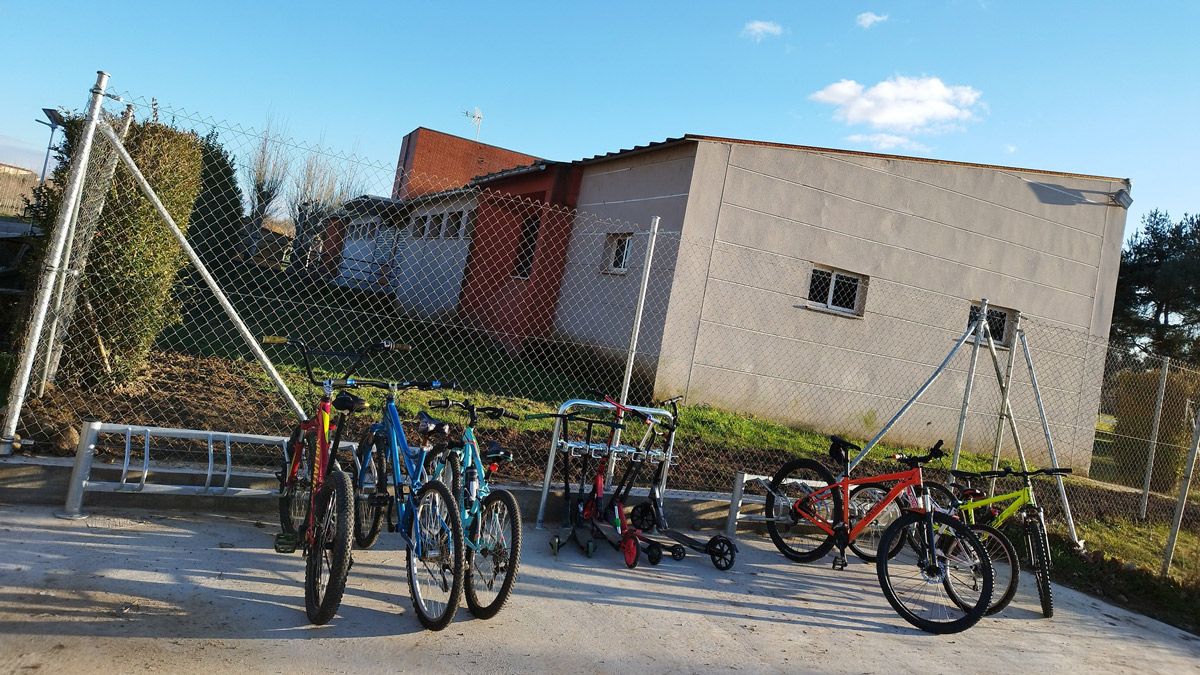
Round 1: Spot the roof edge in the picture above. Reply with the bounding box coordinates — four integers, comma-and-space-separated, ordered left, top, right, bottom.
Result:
683, 134, 1129, 185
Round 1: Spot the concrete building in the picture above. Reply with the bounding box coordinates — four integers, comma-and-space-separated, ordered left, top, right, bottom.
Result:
552, 135, 1129, 469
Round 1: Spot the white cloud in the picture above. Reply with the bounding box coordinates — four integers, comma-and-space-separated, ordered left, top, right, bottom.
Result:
856, 12, 889, 29
1004, 143, 1017, 154
847, 133, 931, 153
741, 20, 783, 42
810, 76, 983, 134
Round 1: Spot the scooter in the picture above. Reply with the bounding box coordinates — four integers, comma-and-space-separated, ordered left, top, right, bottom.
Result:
628, 396, 738, 571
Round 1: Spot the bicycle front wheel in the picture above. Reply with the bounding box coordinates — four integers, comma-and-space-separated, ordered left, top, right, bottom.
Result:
971, 523, 1019, 615
764, 458, 839, 562
406, 479, 465, 631
304, 470, 353, 625
1027, 514, 1054, 618
465, 489, 522, 620
876, 511, 993, 634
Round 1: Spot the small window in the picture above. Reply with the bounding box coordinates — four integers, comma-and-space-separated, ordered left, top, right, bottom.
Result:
603, 233, 633, 274
432, 213, 445, 239
512, 213, 540, 279
968, 303, 1018, 347
445, 212, 462, 239
808, 266, 866, 315
462, 210, 475, 240
413, 215, 427, 239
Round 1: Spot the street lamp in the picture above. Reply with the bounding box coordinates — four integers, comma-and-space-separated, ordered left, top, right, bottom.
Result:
35, 107, 65, 186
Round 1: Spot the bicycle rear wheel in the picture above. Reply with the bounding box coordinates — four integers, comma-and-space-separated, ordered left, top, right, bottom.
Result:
1027, 514, 1054, 618
280, 429, 313, 536
465, 489, 522, 620
764, 458, 839, 562
352, 430, 385, 549
406, 479, 465, 631
304, 470, 353, 625
876, 511, 993, 634
972, 523, 1019, 615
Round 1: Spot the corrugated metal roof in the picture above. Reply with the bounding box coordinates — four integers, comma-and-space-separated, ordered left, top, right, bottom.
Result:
469, 161, 551, 185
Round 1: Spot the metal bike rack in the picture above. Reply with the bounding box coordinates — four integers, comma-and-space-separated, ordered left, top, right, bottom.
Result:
56, 421, 356, 520
724, 471, 828, 538
534, 398, 675, 529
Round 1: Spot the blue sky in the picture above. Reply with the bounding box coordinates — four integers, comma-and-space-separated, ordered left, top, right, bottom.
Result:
1, 1, 1196, 237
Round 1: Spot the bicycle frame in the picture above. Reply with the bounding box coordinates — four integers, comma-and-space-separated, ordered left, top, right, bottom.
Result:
956, 486, 1032, 527
794, 467, 927, 543
357, 389, 432, 555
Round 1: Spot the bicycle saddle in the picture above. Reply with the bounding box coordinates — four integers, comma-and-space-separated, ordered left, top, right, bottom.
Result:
484, 440, 513, 464
417, 411, 451, 435
828, 436, 860, 467
332, 391, 368, 413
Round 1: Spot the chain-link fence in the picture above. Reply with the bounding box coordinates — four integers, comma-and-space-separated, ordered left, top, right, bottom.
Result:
2, 74, 1198, 584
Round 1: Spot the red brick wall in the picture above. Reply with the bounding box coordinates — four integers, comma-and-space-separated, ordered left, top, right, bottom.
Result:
458, 165, 582, 353
392, 128, 540, 199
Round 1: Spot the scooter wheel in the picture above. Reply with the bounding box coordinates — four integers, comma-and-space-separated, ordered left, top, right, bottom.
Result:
622, 536, 639, 569
631, 502, 656, 532
671, 544, 687, 561
550, 535, 561, 556
708, 535, 736, 571
585, 539, 596, 558
646, 542, 663, 566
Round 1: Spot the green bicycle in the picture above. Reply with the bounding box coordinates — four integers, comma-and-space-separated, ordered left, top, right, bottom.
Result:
946, 466, 1072, 618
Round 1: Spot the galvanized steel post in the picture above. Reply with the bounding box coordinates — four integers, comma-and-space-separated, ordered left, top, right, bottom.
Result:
2, 71, 109, 455
1139, 357, 1170, 519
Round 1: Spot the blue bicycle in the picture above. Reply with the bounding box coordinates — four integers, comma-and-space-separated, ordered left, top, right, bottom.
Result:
350, 374, 464, 631
422, 398, 523, 619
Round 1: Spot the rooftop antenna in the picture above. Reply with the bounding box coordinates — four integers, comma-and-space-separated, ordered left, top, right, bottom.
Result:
462, 107, 483, 140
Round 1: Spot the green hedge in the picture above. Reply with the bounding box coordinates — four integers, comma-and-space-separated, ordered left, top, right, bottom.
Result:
58, 121, 203, 388
1110, 368, 1199, 492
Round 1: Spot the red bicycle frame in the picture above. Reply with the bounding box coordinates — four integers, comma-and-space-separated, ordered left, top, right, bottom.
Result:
793, 466, 928, 543
284, 398, 335, 547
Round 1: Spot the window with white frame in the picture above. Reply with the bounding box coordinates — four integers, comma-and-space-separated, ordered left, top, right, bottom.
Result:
807, 266, 866, 315
413, 215, 427, 238
462, 210, 475, 240
431, 213, 445, 239
967, 303, 1018, 347
603, 233, 633, 274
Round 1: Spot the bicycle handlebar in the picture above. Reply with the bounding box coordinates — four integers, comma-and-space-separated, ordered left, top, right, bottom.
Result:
427, 398, 519, 421
260, 335, 414, 387
892, 439, 946, 466
524, 411, 625, 430
951, 466, 1073, 480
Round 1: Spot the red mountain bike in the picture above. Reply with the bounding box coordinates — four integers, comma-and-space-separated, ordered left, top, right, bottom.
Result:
764, 437, 994, 634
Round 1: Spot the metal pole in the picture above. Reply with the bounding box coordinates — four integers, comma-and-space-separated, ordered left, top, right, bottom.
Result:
608, 216, 660, 483
96, 121, 307, 420
983, 324, 1029, 472
1020, 329, 1082, 547
987, 316, 1020, 495
849, 320, 978, 471
1160, 409, 1200, 577
535, 415, 564, 530
952, 299, 988, 470
1140, 357, 1170, 519
1, 71, 109, 455
38, 124, 57, 187
38, 104, 135, 395
55, 421, 101, 520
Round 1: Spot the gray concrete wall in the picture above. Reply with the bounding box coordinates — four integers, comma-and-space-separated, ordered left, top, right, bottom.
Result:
552, 143, 698, 368
656, 141, 1127, 470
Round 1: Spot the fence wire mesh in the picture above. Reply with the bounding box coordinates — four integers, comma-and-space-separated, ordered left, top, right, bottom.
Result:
3, 82, 1198, 583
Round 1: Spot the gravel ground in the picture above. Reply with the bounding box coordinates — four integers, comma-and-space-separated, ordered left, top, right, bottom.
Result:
0, 503, 1197, 674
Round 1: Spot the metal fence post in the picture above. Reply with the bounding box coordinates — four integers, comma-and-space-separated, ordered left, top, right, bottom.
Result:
1, 71, 109, 455
952, 299, 988, 471
1139, 357, 1170, 519
38, 104, 136, 396
1161, 410, 1200, 577
56, 421, 102, 519
987, 315, 1020, 495
607, 215, 660, 483
95, 121, 308, 420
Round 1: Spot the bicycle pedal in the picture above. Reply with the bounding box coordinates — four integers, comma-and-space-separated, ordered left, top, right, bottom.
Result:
369, 494, 391, 508
273, 532, 298, 554
831, 555, 848, 571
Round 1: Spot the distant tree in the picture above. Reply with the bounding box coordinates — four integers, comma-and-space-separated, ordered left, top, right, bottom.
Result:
244, 123, 288, 258
1111, 210, 1200, 360
187, 131, 245, 270
288, 151, 345, 273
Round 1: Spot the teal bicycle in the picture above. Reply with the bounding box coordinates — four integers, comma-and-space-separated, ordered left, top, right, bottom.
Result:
422, 398, 523, 620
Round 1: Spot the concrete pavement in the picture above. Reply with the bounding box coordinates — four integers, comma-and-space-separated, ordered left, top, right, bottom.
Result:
0, 503, 1197, 674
